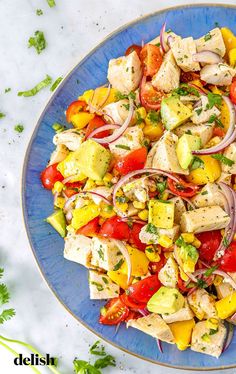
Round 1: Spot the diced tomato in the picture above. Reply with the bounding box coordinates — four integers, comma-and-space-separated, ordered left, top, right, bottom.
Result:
114, 147, 147, 176
167, 175, 199, 198
99, 216, 130, 240
213, 127, 225, 137
125, 310, 142, 322
129, 223, 146, 251
76, 217, 100, 237
85, 115, 109, 139
140, 76, 164, 110
149, 253, 166, 274
196, 230, 222, 263
140, 44, 163, 77
125, 44, 142, 57
99, 297, 129, 325
177, 276, 189, 293
126, 275, 161, 304
40, 163, 64, 190
180, 71, 201, 83
230, 79, 236, 105
219, 241, 236, 272
66, 100, 87, 123
63, 181, 83, 197
120, 293, 146, 310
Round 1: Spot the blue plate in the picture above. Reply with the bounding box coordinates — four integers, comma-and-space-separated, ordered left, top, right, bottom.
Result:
22, 4, 236, 370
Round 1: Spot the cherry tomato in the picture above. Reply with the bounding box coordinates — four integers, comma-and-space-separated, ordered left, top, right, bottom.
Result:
66, 100, 87, 123
140, 76, 164, 110
167, 175, 199, 198
76, 217, 100, 237
177, 276, 189, 293
114, 147, 147, 176
85, 115, 109, 139
230, 80, 236, 105
219, 241, 236, 272
64, 181, 83, 197
99, 216, 130, 240
149, 253, 166, 274
125, 44, 142, 57
126, 275, 161, 304
180, 71, 201, 83
196, 230, 222, 263
40, 163, 64, 190
125, 310, 142, 322
129, 223, 146, 251
120, 293, 146, 310
213, 127, 225, 137
140, 44, 163, 77
99, 297, 129, 325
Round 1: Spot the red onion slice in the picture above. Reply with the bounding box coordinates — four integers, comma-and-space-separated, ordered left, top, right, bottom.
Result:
156, 339, 163, 353
228, 312, 236, 325
192, 268, 236, 289
167, 35, 175, 47
64, 190, 111, 212
137, 308, 150, 317
114, 240, 132, 283
87, 124, 120, 140
192, 51, 222, 64
160, 22, 168, 53
223, 323, 234, 352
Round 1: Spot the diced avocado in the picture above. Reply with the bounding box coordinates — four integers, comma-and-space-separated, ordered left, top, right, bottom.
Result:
57, 152, 87, 181
175, 237, 199, 273
147, 286, 185, 314
148, 199, 174, 229
71, 203, 100, 230
161, 96, 192, 130
46, 209, 66, 237
176, 134, 201, 169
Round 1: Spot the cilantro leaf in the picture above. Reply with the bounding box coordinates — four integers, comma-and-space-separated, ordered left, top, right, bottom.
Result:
207, 93, 222, 109
50, 77, 63, 92
90, 341, 106, 356
0, 309, 15, 324
204, 265, 218, 277
211, 154, 235, 166
0, 113, 5, 119
156, 181, 167, 194
197, 278, 208, 289
28, 31, 46, 54
113, 259, 124, 271
36, 9, 43, 16
190, 156, 205, 171
0, 284, 10, 305
115, 91, 128, 100
209, 328, 219, 335
115, 144, 131, 150
18, 75, 52, 97
208, 114, 224, 128
47, 0, 56, 7
14, 124, 24, 133
94, 355, 116, 369
4, 88, 11, 93
173, 83, 200, 97
147, 110, 161, 123
146, 223, 158, 235
73, 359, 101, 374
204, 33, 212, 42
0, 269, 3, 279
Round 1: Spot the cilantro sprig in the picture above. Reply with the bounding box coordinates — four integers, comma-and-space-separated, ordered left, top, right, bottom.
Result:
207, 93, 222, 109
47, 0, 56, 7
28, 31, 46, 54
18, 75, 52, 97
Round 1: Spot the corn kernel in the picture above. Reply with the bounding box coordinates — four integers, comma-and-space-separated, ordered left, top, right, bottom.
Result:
180, 268, 188, 282
52, 181, 64, 194
137, 122, 145, 129
181, 233, 195, 243
133, 201, 146, 210
145, 246, 160, 262
103, 173, 113, 183
213, 275, 223, 286
138, 209, 148, 221
206, 136, 222, 148
192, 238, 201, 248
158, 235, 173, 248
95, 180, 105, 186
100, 203, 116, 219
136, 107, 147, 121
206, 318, 219, 330
221, 229, 225, 236
54, 196, 65, 209
84, 178, 96, 190
161, 191, 169, 201
116, 202, 128, 212
99, 217, 106, 225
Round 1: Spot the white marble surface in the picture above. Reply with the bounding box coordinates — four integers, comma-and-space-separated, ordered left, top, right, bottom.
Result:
1, 0, 236, 373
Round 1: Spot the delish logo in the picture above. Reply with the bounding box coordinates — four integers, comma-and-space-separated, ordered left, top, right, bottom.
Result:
14, 353, 57, 367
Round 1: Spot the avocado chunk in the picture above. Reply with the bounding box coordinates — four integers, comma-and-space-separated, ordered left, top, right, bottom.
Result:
148, 199, 174, 229
176, 134, 201, 169
46, 209, 66, 237
147, 286, 185, 314
161, 96, 192, 130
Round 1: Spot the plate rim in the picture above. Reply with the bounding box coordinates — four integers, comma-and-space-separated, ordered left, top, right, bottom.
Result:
21, 3, 236, 370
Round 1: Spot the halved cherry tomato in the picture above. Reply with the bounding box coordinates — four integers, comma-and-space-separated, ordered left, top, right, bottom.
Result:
125, 310, 142, 322
213, 127, 225, 137
66, 100, 87, 123
40, 163, 64, 190
140, 44, 163, 77
76, 217, 100, 237
177, 276, 189, 293
230, 79, 236, 105
219, 241, 236, 272
140, 76, 164, 110
167, 175, 199, 198
99, 216, 130, 240
99, 297, 129, 325
180, 71, 201, 83
125, 44, 142, 57
126, 275, 161, 304
114, 147, 147, 175
129, 223, 146, 251
120, 293, 146, 310
64, 181, 83, 198
149, 253, 166, 274
196, 230, 222, 263
85, 115, 109, 139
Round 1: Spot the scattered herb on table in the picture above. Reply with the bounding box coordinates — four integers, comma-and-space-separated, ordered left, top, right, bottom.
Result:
4, 88, 11, 93
28, 31, 46, 54
36, 9, 43, 16
50, 77, 63, 91
18, 75, 52, 97
0, 113, 6, 119
47, 0, 56, 7
14, 124, 24, 133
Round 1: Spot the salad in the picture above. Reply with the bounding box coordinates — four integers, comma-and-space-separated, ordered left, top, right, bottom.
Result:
40, 25, 236, 358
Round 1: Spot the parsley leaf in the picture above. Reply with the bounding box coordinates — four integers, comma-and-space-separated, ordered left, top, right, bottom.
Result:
73, 359, 101, 374
47, 0, 56, 7
14, 124, 24, 133
94, 355, 116, 369
147, 110, 160, 123
207, 92, 222, 109
0, 113, 6, 119
211, 154, 235, 166
197, 278, 208, 289
90, 341, 106, 356
190, 156, 205, 171
195, 108, 202, 116
0, 284, 10, 305
4, 88, 11, 93
18, 75, 52, 97
0, 309, 15, 324
146, 223, 158, 235
208, 114, 224, 128
204, 265, 218, 277
50, 77, 63, 91
28, 31, 46, 54
36, 9, 43, 16
204, 33, 212, 42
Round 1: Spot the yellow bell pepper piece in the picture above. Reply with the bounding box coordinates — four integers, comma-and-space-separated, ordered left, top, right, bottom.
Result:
143, 123, 163, 141
221, 27, 236, 56
54, 196, 65, 209
169, 319, 195, 351
191, 79, 208, 94
79, 87, 118, 107
158, 235, 173, 248
107, 271, 131, 290
71, 112, 94, 129
229, 48, 236, 68
186, 155, 221, 185
52, 181, 64, 194
181, 233, 195, 243
145, 246, 160, 262
71, 203, 100, 230
215, 291, 236, 319
120, 245, 149, 277
138, 209, 148, 221
57, 152, 87, 182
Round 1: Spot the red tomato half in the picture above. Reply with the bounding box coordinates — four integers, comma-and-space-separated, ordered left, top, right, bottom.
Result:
99, 297, 129, 325
126, 275, 161, 304
40, 163, 64, 190
129, 223, 146, 251
120, 293, 146, 310
167, 175, 199, 198
140, 44, 163, 77
196, 230, 222, 263
219, 241, 236, 272
76, 217, 100, 237
125, 44, 142, 57
66, 100, 87, 123
114, 147, 147, 175
99, 216, 130, 240
140, 76, 164, 110
85, 115, 109, 139
230, 80, 236, 105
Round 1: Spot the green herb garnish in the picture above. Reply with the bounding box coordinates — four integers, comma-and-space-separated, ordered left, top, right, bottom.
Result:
146, 223, 158, 235
14, 124, 24, 133
36, 9, 43, 15
197, 278, 208, 289
211, 154, 235, 166
4, 88, 11, 93
0, 113, 6, 119
18, 75, 52, 97
28, 31, 46, 54
209, 328, 219, 335
204, 265, 218, 277
113, 259, 124, 271
190, 156, 205, 171
50, 77, 63, 91
207, 92, 222, 109
115, 144, 131, 150
90, 341, 106, 356
47, 0, 56, 7
147, 110, 161, 123
204, 33, 212, 42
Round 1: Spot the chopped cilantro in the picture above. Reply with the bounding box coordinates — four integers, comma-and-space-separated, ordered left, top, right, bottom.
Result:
190, 156, 205, 171
113, 259, 124, 271
155, 42, 161, 47
197, 278, 208, 289
94, 355, 116, 369
102, 277, 108, 285
204, 33, 212, 42
0, 113, 5, 119
14, 124, 24, 133
115, 91, 128, 100
195, 108, 202, 116
73, 359, 101, 374
204, 265, 218, 277
156, 181, 166, 194
28, 31, 46, 54
116, 196, 128, 203
90, 340, 106, 356
146, 223, 158, 235
209, 328, 219, 335
18, 75, 52, 97
211, 154, 235, 166
4, 88, 11, 93
50, 77, 63, 91
147, 110, 160, 123
208, 114, 224, 128
136, 111, 143, 125
123, 103, 130, 110
52, 123, 65, 133
91, 282, 103, 292
47, 0, 56, 7
115, 144, 131, 150
173, 83, 200, 97
207, 92, 222, 109
201, 190, 208, 195
36, 9, 43, 15
129, 91, 136, 100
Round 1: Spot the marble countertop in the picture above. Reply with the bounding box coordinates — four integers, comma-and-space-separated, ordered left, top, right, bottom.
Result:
1, 0, 236, 373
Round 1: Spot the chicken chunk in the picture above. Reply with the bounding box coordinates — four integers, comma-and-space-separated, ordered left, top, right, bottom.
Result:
91, 237, 124, 271
158, 256, 179, 288
103, 99, 130, 125
139, 224, 179, 244
191, 321, 226, 358
64, 234, 93, 268
174, 122, 213, 146
90, 186, 112, 205
191, 96, 220, 125
149, 31, 181, 46
222, 142, 236, 174
123, 178, 149, 203
151, 131, 189, 175
162, 300, 194, 323
180, 206, 230, 234
152, 50, 180, 93
200, 63, 236, 86
191, 183, 226, 208
187, 289, 217, 320
107, 51, 142, 94
53, 128, 85, 151
195, 28, 226, 57
89, 270, 119, 299
49, 144, 69, 165
170, 196, 187, 224
171, 37, 200, 72
127, 313, 175, 344
109, 126, 144, 157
